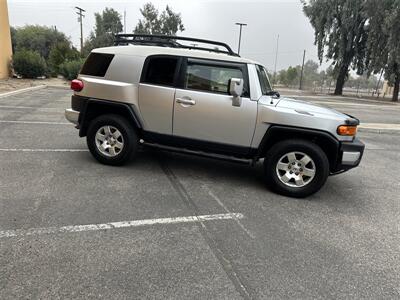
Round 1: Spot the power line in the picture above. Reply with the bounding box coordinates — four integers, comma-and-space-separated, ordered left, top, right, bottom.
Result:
75, 6, 85, 56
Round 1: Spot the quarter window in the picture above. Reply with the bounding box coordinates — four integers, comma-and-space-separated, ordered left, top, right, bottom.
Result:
256, 65, 272, 95
80, 53, 114, 77
185, 63, 246, 95
142, 57, 179, 87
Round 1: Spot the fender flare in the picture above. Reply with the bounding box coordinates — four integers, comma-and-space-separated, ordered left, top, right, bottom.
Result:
255, 125, 340, 170
78, 98, 142, 137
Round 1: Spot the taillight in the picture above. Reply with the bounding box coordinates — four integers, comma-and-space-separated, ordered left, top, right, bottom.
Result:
71, 79, 84, 92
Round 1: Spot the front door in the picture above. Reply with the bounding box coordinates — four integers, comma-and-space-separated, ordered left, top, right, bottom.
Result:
173, 58, 257, 151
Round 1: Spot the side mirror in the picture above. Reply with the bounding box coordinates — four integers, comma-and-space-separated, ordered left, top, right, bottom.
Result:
272, 91, 280, 99
229, 78, 244, 107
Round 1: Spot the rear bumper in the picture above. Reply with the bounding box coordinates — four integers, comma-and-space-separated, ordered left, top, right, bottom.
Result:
331, 137, 365, 174
65, 108, 80, 125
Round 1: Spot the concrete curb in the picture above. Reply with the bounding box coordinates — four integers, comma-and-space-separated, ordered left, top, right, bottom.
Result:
46, 85, 70, 90
0, 85, 47, 98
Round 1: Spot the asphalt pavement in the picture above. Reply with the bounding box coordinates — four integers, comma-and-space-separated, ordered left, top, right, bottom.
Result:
0, 87, 399, 299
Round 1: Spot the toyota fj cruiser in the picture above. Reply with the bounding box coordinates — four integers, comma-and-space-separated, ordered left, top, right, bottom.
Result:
65, 34, 364, 197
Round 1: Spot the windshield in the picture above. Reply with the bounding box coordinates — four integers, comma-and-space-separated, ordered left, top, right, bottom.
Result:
256, 65, 273, 95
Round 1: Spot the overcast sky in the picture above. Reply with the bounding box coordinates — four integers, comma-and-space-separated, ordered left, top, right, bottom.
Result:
7, 0, 325, 71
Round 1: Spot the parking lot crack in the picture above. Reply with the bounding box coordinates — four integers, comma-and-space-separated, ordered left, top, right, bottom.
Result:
157, 157, 253, 300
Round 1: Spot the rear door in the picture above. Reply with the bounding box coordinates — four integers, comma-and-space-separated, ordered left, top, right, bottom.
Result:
173, 58, 257, 150
138, 56, 180, 135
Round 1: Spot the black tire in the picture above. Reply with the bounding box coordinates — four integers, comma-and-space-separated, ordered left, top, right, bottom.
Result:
86, 114, 138, 166
264, 139, 329, 198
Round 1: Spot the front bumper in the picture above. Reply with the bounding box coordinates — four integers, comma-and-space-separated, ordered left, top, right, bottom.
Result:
331, 137, 365, 174
65, 108, 80, 125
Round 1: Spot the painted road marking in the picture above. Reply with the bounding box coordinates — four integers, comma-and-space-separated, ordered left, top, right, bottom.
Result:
0, 213, 244, 238
0, 120, 70, 125
0, 148, 88, 152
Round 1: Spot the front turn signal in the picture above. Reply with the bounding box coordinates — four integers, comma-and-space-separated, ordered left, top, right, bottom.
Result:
337, 125, 357, 136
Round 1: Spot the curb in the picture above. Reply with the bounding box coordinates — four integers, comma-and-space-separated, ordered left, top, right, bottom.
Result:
0, 85, 47, 98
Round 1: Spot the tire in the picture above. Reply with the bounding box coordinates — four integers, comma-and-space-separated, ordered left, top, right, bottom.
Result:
86, 114, 138, 166
264, 139, 329, 198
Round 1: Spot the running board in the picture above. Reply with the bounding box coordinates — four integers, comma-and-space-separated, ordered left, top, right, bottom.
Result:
141, 141, 253, 165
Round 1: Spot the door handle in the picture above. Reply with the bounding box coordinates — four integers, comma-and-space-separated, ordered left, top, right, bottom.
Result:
176, 98, 196, 105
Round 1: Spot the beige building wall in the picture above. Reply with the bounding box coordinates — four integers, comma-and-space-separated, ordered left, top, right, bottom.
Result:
0, 0, 13, 79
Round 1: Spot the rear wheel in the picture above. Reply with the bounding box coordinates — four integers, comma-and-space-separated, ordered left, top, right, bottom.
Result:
86, 114, 138, 166
264, 139, 329, 198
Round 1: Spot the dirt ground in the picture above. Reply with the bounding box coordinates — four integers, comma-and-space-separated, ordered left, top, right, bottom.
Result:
0, 77, 69, 94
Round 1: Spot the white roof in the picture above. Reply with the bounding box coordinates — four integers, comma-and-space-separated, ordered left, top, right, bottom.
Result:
93, 44, 259, 65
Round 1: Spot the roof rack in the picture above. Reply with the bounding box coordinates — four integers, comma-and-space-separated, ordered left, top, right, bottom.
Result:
114, 34, 239, 57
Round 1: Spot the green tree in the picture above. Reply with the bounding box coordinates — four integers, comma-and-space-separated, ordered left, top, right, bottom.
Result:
303, 60, 320, 87
13, 50, 47, 78
48, 41, 80, 75
365, 0, 400, 101
12, 25, 70, 60
278, 69, 287, 86
302, 0, 368, 95
134, 3, 184, 35
286, 66, 299, 87
84, 8, 123, 55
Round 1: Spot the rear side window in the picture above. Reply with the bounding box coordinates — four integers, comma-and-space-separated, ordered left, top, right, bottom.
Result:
142, 57, 179, 87
80, 53, 114, 77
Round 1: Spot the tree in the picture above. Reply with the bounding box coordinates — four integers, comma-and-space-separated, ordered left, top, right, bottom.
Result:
286, 66, 299, 87
134, 3, 184, 35
302, 0, 369, 95
365, 0, 400, 101
278, 69, 287, 86
48, 41, 80, 75
84, 8, 123, 55
13, 50, 47, 78
12, 25, 70, 60
303, 60, 320, 87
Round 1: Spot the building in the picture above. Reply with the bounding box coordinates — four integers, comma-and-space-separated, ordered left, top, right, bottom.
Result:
0, 0, 13, 79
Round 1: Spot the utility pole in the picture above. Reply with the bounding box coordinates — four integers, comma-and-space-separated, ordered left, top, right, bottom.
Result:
299, 50, 306, 90
124, 10, 127, 34
272, 34, 279, 88
75, 6, 85, 56
235, 22, 247, 55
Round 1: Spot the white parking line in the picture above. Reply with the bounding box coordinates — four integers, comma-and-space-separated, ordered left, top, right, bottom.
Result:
0, 120, 70, 125
0, 148, 88, 152
0, 213, 244, 238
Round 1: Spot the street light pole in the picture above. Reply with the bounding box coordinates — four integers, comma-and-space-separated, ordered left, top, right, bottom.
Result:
235, 22, 247, 55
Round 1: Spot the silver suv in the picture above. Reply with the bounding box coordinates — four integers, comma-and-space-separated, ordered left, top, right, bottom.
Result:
65, 35, 364, 197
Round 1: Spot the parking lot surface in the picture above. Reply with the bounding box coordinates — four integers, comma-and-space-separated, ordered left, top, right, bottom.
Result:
1, 87, 399, 299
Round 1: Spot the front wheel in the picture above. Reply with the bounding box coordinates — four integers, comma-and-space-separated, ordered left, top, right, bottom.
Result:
264, 139, 330, 198
86, 114, 138, 166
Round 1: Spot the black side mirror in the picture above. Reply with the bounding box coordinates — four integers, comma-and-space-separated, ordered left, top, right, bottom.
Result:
267, 91, 280, 98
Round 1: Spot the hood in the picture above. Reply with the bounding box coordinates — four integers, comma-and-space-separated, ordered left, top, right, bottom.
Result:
276, 97, 349, 119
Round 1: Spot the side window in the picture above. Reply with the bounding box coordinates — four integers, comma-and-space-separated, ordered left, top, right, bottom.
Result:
185, 62, 248, 95
142, 57, 179, 87
80, 53, 114, 77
